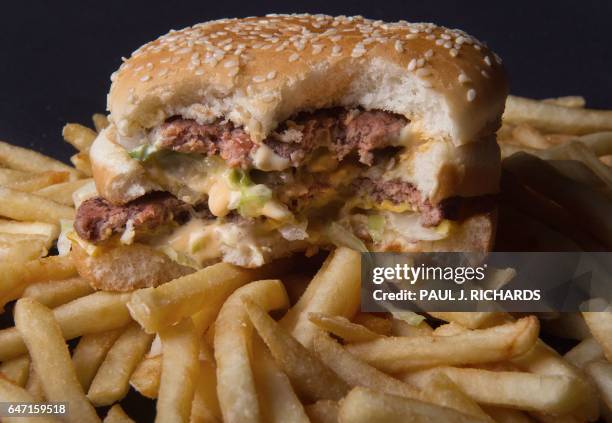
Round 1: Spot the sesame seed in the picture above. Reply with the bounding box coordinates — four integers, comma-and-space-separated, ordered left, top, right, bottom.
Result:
458, 73, 470, 84
467, 89, 476, 102
158, 68, 168, 77
253, 75, 266, 83
435, 39, 444, 46
228, 67, 239, 77
449, 48, 458, 57
288, 53, 300, 62
416, 58, 425, 67
484, 55, 492, 66
424, 49, 434, 58
332, 45, 342, 55
405, 34, 417, 40
443, 41, 452, 49
267, 71, 277, 80
481, 69, 489, 78
224, 59, 238, 68
474, 44, 481, 51
139, 74, 150, 82
416, 68, 431, 77
195, 69, 205, 75
407, 58, 417, 71
394, 40, 404, 53
312, 44, 324, 54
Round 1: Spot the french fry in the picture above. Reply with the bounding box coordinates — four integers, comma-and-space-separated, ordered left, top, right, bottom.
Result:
0, 187, 74, 224
14, 298, 99, 423
72, 328, 125, 391
504, 153, 612, 248
542, 96, 586, 108
0, 356, 30, 387
405, 367, 588, 415
426, 312, 509, 329
481, 406, 534, 423
308, 312, 382, 342
0, 291, 132, 361
104, 404, 136, 423
34, 178, 93, 206
504, 95, 612, 134
92, 114, 110, 133
312, 332, 422, 401
0, 375, 59, 423
127, 262, 261, 333
390, 317, 433, 337
62, 123, 97, 152
564, 141, 612, 188
512, 124, 550, 149
0, 218, 59, 241
564, 337, 605, 369
0, 255, 77, 310
508, 339, 599, 421
0, 238, 48, 262
345, 316, 539, 373
0, 167, 32, 185
26, 365, 45, 401
244, 297, 349, 402
1, 170, 70, 192
548, 159, 606, 187
582, 312, 612, 361
413, 371, 493, 421
352, 313, 392, 335
585, 361, 612, 410
71, 151, 93, 176
337, 387, 488, 423
23, 277, 94, 308
190, 357, 222, 423
0, 140, 79, 179
305, 400, 339, 423
281, 247, 361, 348
156, 318, 199, 423
87, 322, 153, 406
252, 339, 310, 423
130, 354, 161, 399
214, 280, 289, 422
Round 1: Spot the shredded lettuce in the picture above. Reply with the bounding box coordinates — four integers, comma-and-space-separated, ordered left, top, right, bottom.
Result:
227, 169, 273, 217
129, 144, 158, 161
367, 214, 385, 243
326, 222, 368, 252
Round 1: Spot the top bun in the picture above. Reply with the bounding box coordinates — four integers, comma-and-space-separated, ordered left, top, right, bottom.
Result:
108, 14, 507, 145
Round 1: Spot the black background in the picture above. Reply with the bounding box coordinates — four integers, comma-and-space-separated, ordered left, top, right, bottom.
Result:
0, 0, 611, 164
0, 3, 609, 420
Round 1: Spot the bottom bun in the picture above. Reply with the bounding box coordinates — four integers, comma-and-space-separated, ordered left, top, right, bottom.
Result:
71, 242, 194, 291
72, 211, 496, 291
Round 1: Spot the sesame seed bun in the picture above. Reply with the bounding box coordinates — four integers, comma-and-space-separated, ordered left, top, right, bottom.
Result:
108, 14, 507, 145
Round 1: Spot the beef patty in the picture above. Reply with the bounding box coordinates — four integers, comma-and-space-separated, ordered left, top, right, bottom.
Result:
153, 108, 408, 168
74, 192, 194, 243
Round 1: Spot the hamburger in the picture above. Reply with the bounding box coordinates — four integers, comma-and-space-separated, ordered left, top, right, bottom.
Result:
68, 14, 508, 291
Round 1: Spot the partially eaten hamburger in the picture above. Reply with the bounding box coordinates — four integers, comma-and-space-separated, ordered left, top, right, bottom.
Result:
68, 14, 508, 290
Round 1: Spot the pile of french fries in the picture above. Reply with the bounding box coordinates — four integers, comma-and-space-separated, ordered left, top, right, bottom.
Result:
0, 96, 611, 422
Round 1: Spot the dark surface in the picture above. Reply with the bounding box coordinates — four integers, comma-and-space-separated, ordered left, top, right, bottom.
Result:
0, 0, 611, 164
